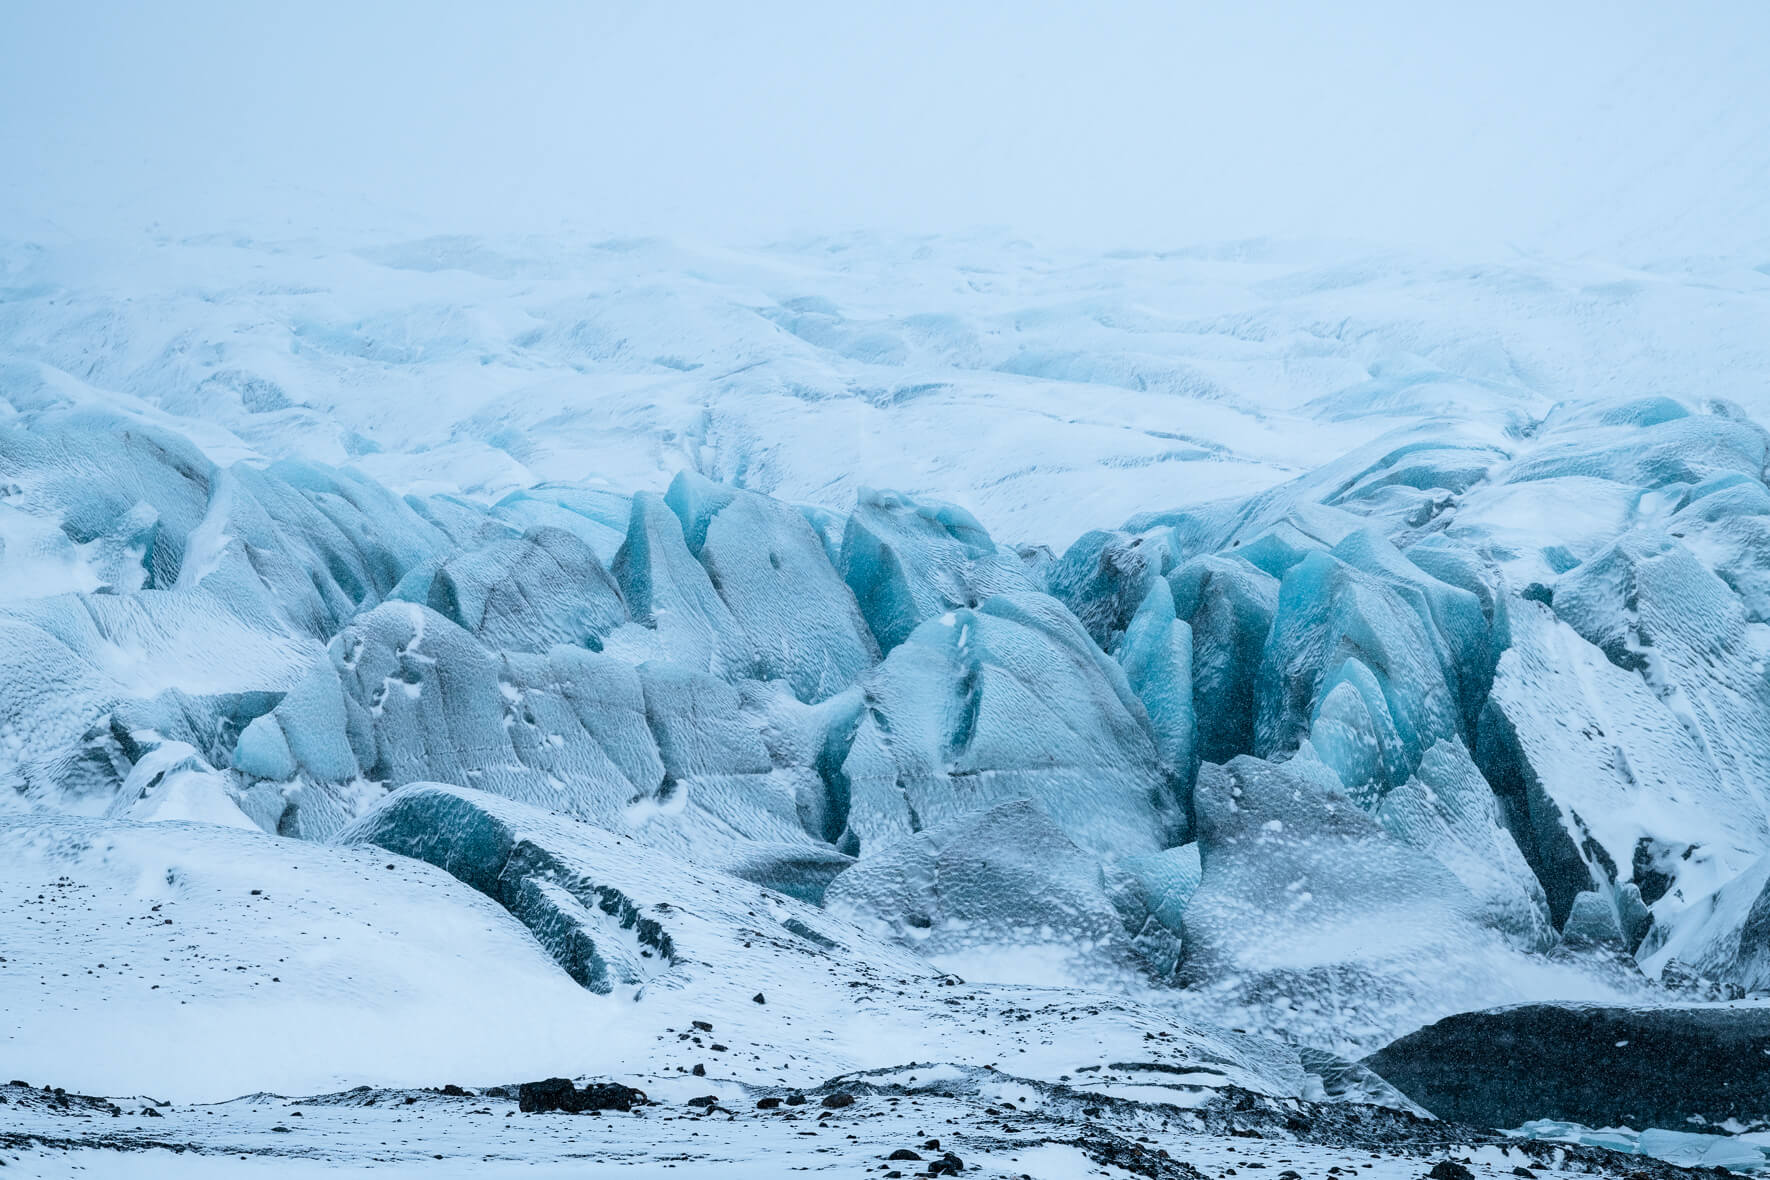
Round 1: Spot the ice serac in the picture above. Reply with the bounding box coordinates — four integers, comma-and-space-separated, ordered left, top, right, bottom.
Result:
837, 486, 1034, 652
410, 526, 626, 654
1107, 841, 1202, 978
1666, 474, 1770, 622
0, 407, 215, 589
1363, 1003, 1770, 1132
1115, 582, 1197, 790
1049, 528, 1174, 649
1499, 409, 1769, 491
824, 799, 1150, 988
1168, 554, 1278, 766
610, 491, 743, 675
234, 602, 827, 857
666, 472, 879, 701
228, 459, 452, 635
1373, 739, 1555, 952
1551, 527, 1770, 841
0, 415, 458, 817
0, 586, 321, 816
1641, 850, 1770, 993
839, 591, 1182, 859
1257, 550, 1461, 791
1181, 755, 1535, 1053
1444, 406, 1770, 589
490, 485, 631, 562
633, 660, 820, 850
1475, 599, 1764, 928
1117, 842, 1203, 938
1292, 657, 1401, 809
1331, 528, 1496, 730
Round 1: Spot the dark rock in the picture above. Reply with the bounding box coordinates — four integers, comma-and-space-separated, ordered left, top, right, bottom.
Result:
692, 1020, 714, 1032
686, 1095, 718, 1108
1364, 1003, 1770, 1130
786, 1093, 808, 1106
822, 1092, 855, 1109
1428, 1163, 1474, 1180
756, 1097, 782, 1109
889, 1149, 924, 1161
753, 992, 766, 1004
517, 1078, 648, 1114
439, 1084, 470, 1097
691, 1064, 706, 1077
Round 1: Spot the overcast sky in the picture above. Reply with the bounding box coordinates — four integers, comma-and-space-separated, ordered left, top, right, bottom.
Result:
3, 1, 1766, 257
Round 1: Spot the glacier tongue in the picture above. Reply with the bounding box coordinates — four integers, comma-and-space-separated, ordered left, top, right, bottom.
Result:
9, 268, 1770, 1123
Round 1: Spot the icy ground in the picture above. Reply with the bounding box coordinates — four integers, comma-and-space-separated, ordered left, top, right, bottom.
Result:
6, 1073, 1758, 1180
6, 229, 1770, 1176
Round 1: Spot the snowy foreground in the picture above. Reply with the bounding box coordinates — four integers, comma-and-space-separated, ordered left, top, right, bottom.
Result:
4, 231, 1770, 1176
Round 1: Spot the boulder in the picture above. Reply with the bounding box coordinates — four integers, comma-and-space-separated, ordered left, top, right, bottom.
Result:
1364, 1003, 1770, 1131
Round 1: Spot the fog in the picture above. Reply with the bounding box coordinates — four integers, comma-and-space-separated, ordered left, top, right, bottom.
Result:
3, 1, 1766, 257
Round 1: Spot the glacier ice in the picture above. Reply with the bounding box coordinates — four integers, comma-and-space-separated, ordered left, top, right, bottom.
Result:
1050, 528, 1174, 648
10, 337, 1770, 1101
1475, 599, 1766, 926
1168, 553, 1277, 766
400, 525, 626, 654
664, 471, 878, 701
1257, 549, 1462, 790
837, 485, 1035, 652
1640, 849, 1770, 992
1180, 754, 1568, 1051
611, 490, 746, 674
336, 780, 935, 1000
1372, 738, 1554, 952
838, 591, 1184, 858
1114, 581, 1197, 790
489, 484, 632, 563
234, 602, 828, 857
1551, 527, 1770, 839
823, 799, 1149, 988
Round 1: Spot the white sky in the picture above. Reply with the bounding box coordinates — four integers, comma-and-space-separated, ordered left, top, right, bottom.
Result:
3, 1, 1767, 257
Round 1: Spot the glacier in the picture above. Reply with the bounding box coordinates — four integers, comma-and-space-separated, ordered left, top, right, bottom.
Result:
6, 230, 1770, 1177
